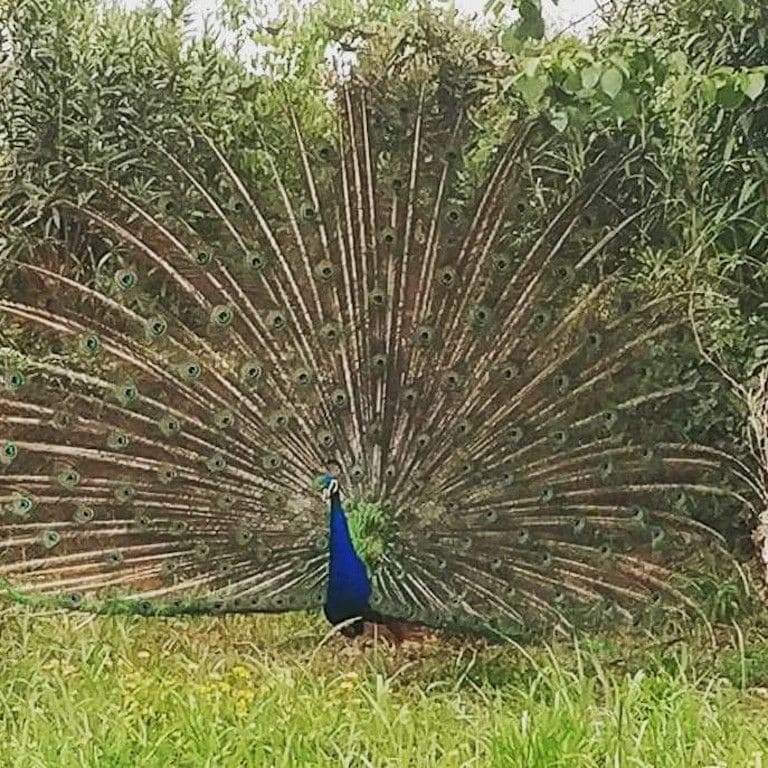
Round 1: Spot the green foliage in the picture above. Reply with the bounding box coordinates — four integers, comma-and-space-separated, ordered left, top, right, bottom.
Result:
690, 576, 752, 624
609, 0, 768, 381
718, 642, 768, 689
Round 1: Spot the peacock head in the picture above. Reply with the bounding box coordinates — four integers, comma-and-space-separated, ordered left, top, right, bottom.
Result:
320, 473, 340, 502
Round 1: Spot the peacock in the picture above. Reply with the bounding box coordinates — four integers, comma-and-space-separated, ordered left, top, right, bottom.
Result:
0, 18, 757, 641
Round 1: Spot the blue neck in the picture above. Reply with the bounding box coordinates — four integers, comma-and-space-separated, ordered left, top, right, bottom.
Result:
324, 491, 371, 625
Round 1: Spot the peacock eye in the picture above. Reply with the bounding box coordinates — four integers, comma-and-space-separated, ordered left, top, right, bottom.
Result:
160, 466, 177, 482
115, 269, 137, 289
262, 453, 282, 471
267, 310, 287, 331
120, 384, 138, 402
552, 429, 567, 445
370, 288, 386, 306
105, 549, 124, 567
114, 483, 135, 503
2, 442, 18, 460
240, 359, 262, 383
371, 354, 387, 370
134, 511, 152, 528
146, 317, 168, 338
194, 543, 210, 558
12, 494, 33, 516
180, 361, 202, 380
586, 331, 602, 349
211, 305, 234, 326
494, 256, 511, 273
41, 530, 61, 549
159, 415, 181, 437
317, 430, 335, 448
8, 371, 25, 389
215, 409, 235, 429
109, 431, 130, 449
321, 324, 338, 343
244, 253, 266, 271
293, 368, 313, 387
315, 260, 335, 282
469, 304, 492, 329
57, 467, 80, 488
207, 453, 226, 473
83, 334, 100, 352
331, 389, 348, 409
443, 370, 462, 391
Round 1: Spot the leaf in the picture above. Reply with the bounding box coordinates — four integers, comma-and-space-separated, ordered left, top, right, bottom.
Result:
667, 51, 688, 72
500, 26, 524, 55
609, 56, 631, 78
523, 57, 540, 78
700, 77, 717, 105
519, 0, 543, 21
721, 0, 745, 20
723, 134, 735, 163
600, 67, 623, 99
548, 110, 568, 133
515, 15, 545, 41
516, 74, 549, 107
611, 92, 637, 120
741, 72, 765, 101
717, 83, 745, 110
560, 71, 582, 95
581, 65, 601, 91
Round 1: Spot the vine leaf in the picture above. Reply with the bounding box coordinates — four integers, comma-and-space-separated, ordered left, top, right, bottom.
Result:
600, 68, 624, 99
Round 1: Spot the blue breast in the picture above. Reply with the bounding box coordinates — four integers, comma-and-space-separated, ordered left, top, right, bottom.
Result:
324, 493, 371, 625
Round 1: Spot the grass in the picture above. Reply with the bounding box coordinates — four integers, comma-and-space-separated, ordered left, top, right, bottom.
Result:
1, 607, 768, 766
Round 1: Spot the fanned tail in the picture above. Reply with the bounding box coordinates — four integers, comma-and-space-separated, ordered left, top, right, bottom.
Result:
0, 28, 760, 636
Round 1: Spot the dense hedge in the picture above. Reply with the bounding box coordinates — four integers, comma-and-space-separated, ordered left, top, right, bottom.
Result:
1, 0, 766, 529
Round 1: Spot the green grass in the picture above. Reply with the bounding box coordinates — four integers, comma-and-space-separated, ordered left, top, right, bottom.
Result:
2, 606, 768, 767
